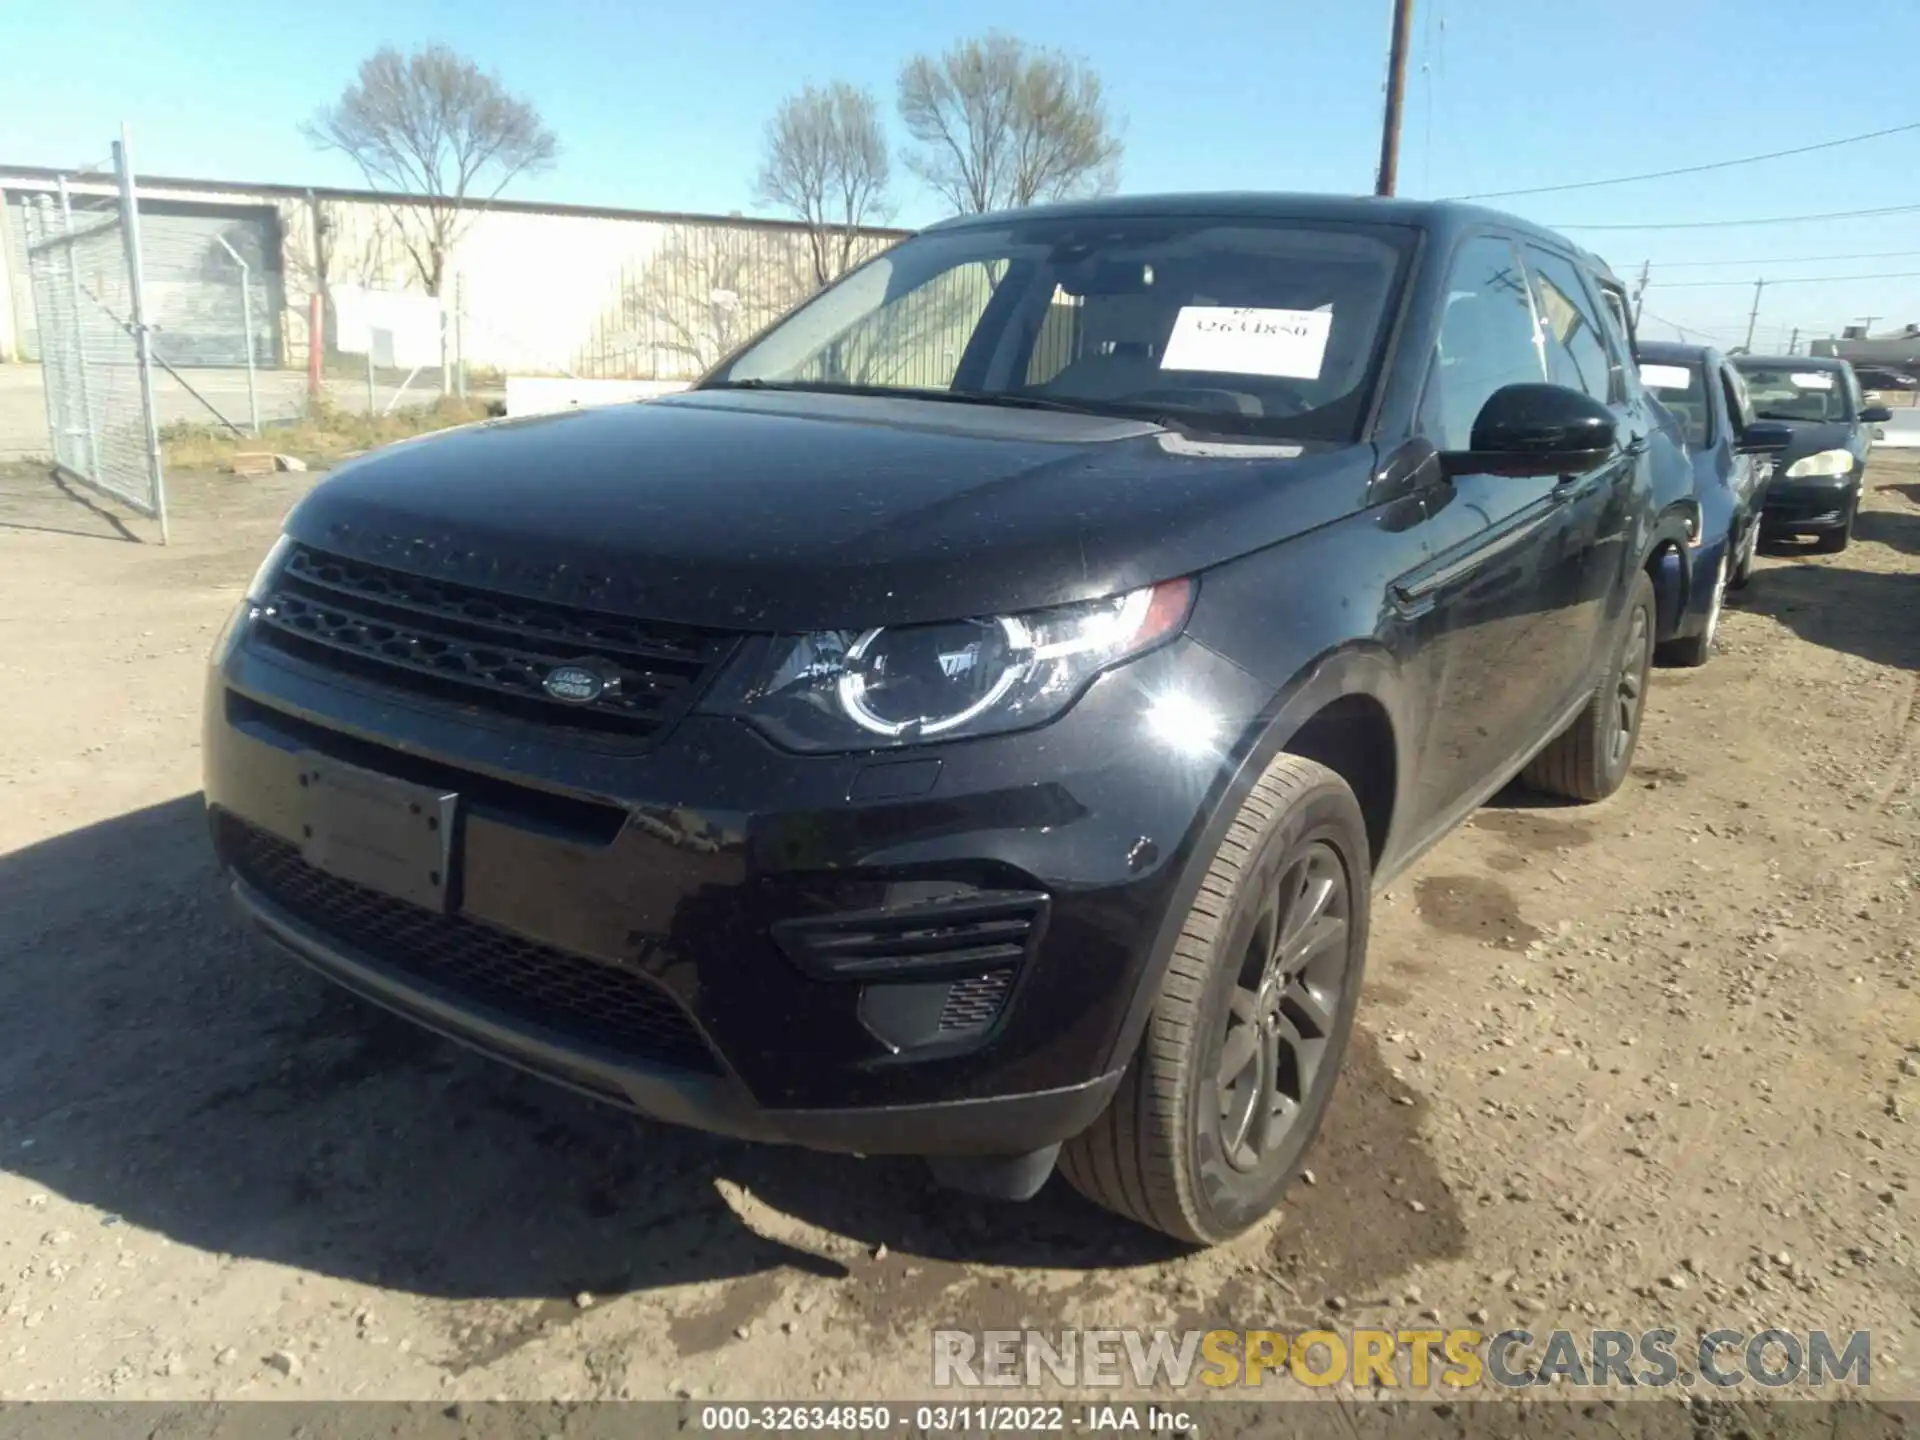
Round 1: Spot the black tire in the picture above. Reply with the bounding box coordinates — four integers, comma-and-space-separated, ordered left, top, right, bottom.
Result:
1522, 568, 1656, 802
1655, 550, 1726, 669
1814, 488, 1861, 554
1729, 518, 1756, 591
1058, 755, 1371, 1246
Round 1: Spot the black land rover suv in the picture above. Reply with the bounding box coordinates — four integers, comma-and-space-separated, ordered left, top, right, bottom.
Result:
205, 195, 1691, 1245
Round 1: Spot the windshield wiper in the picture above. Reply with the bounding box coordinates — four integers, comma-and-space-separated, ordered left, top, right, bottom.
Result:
940, 389, 1167, 421
704, 378, 1187, 427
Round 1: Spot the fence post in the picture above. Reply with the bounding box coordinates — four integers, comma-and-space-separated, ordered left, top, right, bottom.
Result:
308, 293, 324, 412
55, 179, 101, 478
214, 235, 259, 436
113, 124, 168, 545
455, 272, 468, 400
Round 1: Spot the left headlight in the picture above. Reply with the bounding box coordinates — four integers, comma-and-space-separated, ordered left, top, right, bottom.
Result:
703, 578, 1195, 752
1784, 448, 1854, 479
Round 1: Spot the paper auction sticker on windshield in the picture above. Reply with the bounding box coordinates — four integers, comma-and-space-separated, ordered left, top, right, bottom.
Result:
1160, 307, 1332, 379
1791, 372, 1835, 389
1639, 363, 1692, 391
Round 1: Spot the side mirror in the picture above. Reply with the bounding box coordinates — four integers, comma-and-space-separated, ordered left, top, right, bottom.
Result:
1860, 405, 1893, 424
1736, 419, 1794, 454
1439, 383, 1617, 478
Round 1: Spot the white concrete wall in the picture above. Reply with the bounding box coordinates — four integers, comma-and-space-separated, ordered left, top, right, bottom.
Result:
0, 171, 904, 380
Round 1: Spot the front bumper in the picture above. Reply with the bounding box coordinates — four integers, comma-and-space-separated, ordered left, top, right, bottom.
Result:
1761, 476, 1857, 534
204, 618, 1263, 1156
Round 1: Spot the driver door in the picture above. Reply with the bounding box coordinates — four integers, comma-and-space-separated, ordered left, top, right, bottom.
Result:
1399, 232, 1589, 825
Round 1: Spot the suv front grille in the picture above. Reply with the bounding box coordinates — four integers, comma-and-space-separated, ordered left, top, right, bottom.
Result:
254, 545, 734, 741
221, 817, 719, 1073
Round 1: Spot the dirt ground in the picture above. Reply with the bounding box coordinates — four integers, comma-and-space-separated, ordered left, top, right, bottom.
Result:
0, 448, 1915, 1412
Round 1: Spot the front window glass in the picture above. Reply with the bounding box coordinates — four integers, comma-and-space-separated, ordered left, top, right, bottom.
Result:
1525, 248, 1615, 404
708, 217, 1419, 442
1732, 363, 1851, 422
1638, 358, 1709, 448
1418, 235, 1546, 452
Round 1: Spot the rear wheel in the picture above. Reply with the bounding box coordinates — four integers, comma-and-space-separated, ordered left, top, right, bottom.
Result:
1059, 755, 1370, 1245
1522, 569, 1656, 801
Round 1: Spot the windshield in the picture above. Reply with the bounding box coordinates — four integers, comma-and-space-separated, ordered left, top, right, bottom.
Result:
1732, 364, 1850, 423
705, 216, 1419, 442
1638, 358, 1708, 448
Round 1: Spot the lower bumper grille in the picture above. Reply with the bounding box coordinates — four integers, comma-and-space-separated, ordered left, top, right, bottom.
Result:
220, 816, 719, 1073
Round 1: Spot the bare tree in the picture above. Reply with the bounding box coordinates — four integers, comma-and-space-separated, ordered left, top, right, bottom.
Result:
606, 226, 814, 379
898, 33, 1122, 215
303, 44, 557, 296
757, 83, 892, 290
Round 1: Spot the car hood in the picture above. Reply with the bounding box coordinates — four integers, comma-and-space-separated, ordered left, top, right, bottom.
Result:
1753, 418, 1857, 472
284, 388, 1369, 631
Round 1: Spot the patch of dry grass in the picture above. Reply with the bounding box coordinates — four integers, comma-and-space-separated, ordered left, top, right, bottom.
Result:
161, 397, 493, 471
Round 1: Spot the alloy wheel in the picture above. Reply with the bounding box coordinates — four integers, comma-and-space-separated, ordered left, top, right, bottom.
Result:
1215, 842, 1351, 1174
1609, 601, 1652, 769
1701, 554, 1727, 653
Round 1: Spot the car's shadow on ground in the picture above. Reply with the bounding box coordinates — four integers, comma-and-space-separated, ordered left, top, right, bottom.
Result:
1739, 554, 1920, 672
0, 794, 1464, 1316
1853, 504, 1920, 556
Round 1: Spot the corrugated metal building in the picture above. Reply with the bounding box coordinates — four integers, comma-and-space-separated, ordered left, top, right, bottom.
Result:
0, 168, 908, 379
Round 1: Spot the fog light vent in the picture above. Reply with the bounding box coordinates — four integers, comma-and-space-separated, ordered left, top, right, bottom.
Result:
939, 969, 1015, 1032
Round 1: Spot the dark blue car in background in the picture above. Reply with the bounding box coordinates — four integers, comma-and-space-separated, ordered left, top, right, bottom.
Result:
1636, 342, 1771, 666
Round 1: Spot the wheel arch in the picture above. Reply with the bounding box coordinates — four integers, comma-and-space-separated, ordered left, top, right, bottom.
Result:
1099, 643, 1412, 1075
1641, 506, 1695, 642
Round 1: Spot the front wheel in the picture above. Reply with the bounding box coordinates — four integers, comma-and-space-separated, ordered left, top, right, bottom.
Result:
1729, 518, 1758, 591
1059, 755, 1371, 1245
1656, 550, 1727, 669
1814, 496, 1856, 554
1522, 569, 1656, 801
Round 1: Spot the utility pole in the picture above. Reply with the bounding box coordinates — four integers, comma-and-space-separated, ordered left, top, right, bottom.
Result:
1743, 278, 1766, 353
1788, 326, 1800, 355
1631, 260, 1651, 328
1375, 0, 1416, 197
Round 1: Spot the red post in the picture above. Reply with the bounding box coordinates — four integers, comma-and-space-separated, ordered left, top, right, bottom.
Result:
307, 292, 324, 410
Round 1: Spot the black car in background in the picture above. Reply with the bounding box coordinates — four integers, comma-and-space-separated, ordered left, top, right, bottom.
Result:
1635, 342, 1771, 666
204, 195, 1692, 1245
1732, 354, 1888, 553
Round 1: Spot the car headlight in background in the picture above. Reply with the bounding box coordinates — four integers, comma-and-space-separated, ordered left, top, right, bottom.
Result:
706, 578, 1195, 751
1784, 448, 1854, 479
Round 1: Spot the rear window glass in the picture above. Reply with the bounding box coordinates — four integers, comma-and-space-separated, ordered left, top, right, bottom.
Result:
1639, 360, 1708, 447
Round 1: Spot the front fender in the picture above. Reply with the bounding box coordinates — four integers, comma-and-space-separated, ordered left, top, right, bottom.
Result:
1099, 640, 1413, 1075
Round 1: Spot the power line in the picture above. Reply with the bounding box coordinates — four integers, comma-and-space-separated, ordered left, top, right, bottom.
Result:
1458, 120, 1920, 201
1553, 202, 1920, 232
1637, 248, 1920, 269
1649, 269, 1920, 289
1638, 309, 1734, 341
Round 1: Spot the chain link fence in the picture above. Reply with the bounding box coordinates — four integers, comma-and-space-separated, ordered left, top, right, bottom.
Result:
572, 224, 899, 380
19, 139, 167, 537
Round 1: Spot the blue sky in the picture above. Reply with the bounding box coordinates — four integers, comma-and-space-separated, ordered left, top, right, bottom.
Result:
7, 0, 1920, 350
